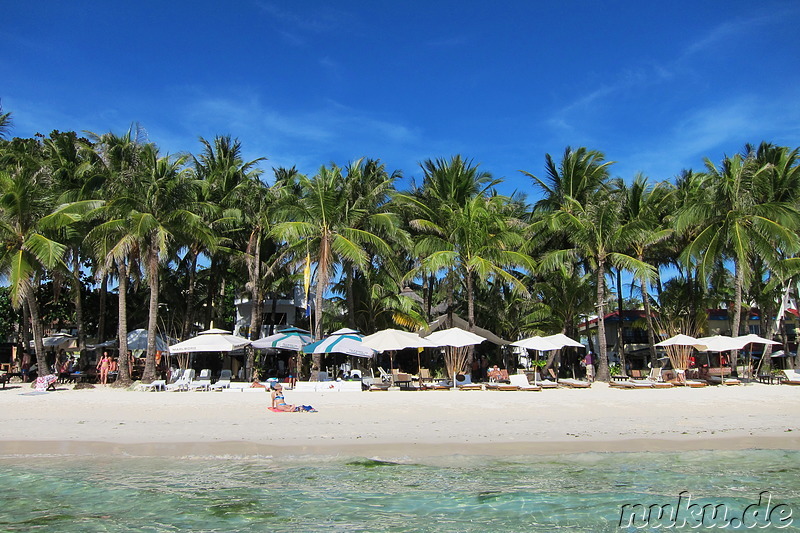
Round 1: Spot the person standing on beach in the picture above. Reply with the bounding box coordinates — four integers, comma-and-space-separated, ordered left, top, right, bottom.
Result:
583, 352, 594, 382
97, 351, 112, 385
21, 351, 31, 382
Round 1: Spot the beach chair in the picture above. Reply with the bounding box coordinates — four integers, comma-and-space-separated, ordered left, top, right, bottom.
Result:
377, 367, 392, 383
781, 370, 800, 385
558, 378, 591, 388
167, 369, 194, 391
139, 379, 166, 392
187, 368, 212, 391
210, 369, 233, 391
508, 373, 541, 391
456, 373, 483, 391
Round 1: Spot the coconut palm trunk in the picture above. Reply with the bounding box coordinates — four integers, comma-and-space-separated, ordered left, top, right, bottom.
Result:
181, 249, 199, 339
71, 252, 86, 361
23, 285, 48, 377
116, 261, 131, 384
595, 261, 610, 381
729, 259, 744, 376
312, 232, 331, 376
97, 273, 108, 346
143, 244, 160, 382
641, 272, 658, 367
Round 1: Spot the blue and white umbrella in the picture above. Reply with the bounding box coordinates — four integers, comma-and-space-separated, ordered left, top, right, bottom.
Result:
302, 328, 376, 358
251, 327, 313, 351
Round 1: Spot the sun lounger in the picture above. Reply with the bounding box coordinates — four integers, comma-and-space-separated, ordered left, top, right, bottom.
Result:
781, 370, 800, 385
534, 379, 559, 389
422, 380, 450, 390
610, 380, 653, 389
166, 369, 194, 391
139, 379, 166, 392
508, 374, 541, 391
706, 375, 741, 385
682, 379, 708, 387
558, 378, 591, 388
210, 369, 233, 391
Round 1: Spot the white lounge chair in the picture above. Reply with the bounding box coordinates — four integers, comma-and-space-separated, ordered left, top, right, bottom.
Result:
781, 369, 800, 385
210, 369, 233, 391
139, 379, 166, 392
167, 369, 194, 391
188, 369, 212, 391
508, 374, 541, 391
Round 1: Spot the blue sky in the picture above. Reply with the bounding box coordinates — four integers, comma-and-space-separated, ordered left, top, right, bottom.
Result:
3, 1, 800, 201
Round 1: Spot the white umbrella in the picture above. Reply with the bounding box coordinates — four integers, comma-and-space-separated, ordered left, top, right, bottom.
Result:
738, 334, 780, 346
169, 329, 251, 353
654, 334, 701, 347
30, 333, 75, 349
511, 336, 561, 376
693, 335, 746, 352
543, 333, 584, 348
362, 329, 437, 377
425, 327, 486, 347
126, 328, 172, 352
362, 329, 437, 352
424, 327, 485, 388
511, 336, 561, 351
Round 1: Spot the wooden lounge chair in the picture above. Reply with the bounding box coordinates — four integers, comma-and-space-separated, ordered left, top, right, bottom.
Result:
610, 380, 653, 389
559, 378, 591, 388
781, 370, 800, 385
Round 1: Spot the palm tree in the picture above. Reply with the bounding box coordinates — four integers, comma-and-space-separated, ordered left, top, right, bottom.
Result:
617, 175, 674, 366
193, 135, 264, 331
94, 135, 212, 382
44, 130, 104, 364
541, 190, 656, 381
0, 106, 11, 139
676, 153, 800, 358
272, 164, 398, 376
0, 164, 96, 374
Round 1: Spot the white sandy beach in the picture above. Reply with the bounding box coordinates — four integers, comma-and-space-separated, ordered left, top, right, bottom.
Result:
0, 382, 798, 459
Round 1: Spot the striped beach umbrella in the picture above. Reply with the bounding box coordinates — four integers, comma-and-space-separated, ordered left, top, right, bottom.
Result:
302, 330, 376, 358
251, 328, 313, 351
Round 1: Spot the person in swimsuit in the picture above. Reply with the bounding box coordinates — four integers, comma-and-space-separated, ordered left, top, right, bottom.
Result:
270, 383, 316, 412
97, 351, 111, 385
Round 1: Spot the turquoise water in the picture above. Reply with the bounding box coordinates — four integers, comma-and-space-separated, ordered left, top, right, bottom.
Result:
0, 450, 798, 532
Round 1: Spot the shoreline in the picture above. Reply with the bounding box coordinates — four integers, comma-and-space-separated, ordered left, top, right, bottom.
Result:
1, 382, 798, 460
1, 435, 799, 460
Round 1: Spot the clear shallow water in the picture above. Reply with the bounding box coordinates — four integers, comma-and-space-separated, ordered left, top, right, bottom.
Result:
0, 450, 798, 532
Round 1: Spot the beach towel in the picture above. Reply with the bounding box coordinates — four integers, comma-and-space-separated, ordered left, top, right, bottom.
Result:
34, 374, 58, 392
268, 406, 317, 413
